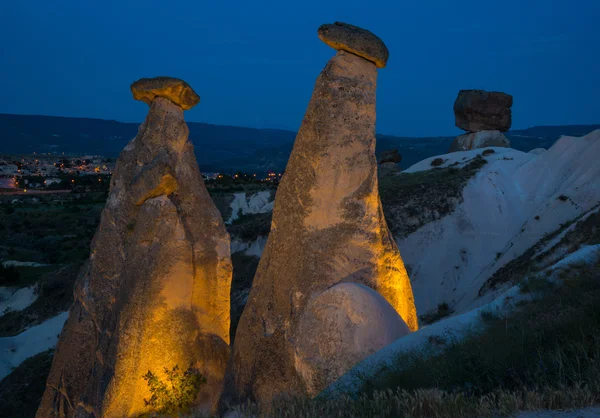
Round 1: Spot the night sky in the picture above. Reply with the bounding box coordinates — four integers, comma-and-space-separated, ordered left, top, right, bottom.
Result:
1, 0, 598, 136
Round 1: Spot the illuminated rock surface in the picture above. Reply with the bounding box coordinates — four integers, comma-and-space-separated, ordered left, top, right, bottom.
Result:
294, 283, 410, 396
318, 22, 389, 68
221, 25, 417, 407
131, 76, 200, 110
37, 80, 232, 417
449, 130, 510, 152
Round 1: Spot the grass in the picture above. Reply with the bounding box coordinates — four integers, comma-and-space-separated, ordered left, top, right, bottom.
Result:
481, 203, 600, 294
0, 263, 80, 336
0, 350, 54, 418
0, 193, 104, 265
419, 302, 454, 325
380, 155, 487, 238
221, 386, 599, 418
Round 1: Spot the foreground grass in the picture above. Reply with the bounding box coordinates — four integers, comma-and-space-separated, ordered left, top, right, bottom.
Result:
214, 259, 600, 418
224, 386, 599, 418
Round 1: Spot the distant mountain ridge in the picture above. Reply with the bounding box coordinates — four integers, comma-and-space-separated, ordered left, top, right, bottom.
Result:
0, 113, 598, 174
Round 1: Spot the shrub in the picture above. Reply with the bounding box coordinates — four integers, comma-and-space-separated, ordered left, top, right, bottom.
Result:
0, 264, 20, 285
143, 365, 205, 416
482, 149, 495, 156
430, 158, 445, 167
419, 302, 453, 325
557, 195, 569, 202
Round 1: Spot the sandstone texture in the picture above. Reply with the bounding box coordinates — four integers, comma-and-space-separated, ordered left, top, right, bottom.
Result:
131, 76, 200, 110
37, 91, 231, 417
449, 130, 511, 152
318, 22, 389, 68
221, 48, 417, 407
454, 89, 513, 132
294, 283, 410, 396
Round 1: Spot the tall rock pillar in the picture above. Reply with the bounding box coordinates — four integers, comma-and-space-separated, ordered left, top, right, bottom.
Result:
221, 23, 417, 407
37, 77, 232, 417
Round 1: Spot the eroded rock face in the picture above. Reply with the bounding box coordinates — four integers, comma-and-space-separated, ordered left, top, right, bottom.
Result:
131, 76, 200, 110
318, 22, 389, 68
37, 91, 231, 417
221, 46, 417, 407
449, 130, 511, 152
454, 89, 513, 132
294, 283, 410, 396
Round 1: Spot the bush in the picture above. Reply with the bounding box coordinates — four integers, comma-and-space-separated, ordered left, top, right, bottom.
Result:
0, 264, 20, 285
143, 365, 205, 416
419, 302, 453, 325
430, 158, 445, 167
482, 149, 495, 156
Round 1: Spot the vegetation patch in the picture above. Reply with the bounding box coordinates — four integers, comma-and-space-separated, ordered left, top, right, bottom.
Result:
481, 205, 600, 293
143, 365, 205, 417
228, 212, 272, 241
380, 155, 487, 238
0, 193, 104, 264
229, 253, 261, 341
419, 302, 453, 325
0, 263, 80, 336
0, 350, 54, 418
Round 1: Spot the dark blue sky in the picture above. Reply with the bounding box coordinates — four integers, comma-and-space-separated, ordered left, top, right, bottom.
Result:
1, 1, 598, 136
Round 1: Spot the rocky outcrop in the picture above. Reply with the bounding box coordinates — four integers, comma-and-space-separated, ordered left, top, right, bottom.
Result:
454, 89, 513, 132
221, 24, 417, 407
449, 130, 510, 152
37, 78, 232, 417
318, 22, 389, 68
378, 149, 402, 165
450, 90, 513, 152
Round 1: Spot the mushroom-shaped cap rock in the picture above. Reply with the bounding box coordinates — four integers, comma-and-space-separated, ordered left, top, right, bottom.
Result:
131, 76, 200, 110
318, 22, 389, 68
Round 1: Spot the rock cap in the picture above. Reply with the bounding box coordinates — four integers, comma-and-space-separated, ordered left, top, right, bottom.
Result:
454, 89, 513, 132
318, 22, 389, 68
131, 76, 200, 110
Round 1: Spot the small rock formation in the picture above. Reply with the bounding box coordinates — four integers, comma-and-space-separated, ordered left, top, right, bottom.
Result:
450, 89, 513, 152
378, 149, 402, 177
221, 23, 417, 407
449, 130, 511, 152
37, 77, 232, 417
378, 149, 402, 165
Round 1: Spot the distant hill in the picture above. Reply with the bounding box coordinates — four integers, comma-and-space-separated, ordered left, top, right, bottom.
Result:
0, 113, 598, 173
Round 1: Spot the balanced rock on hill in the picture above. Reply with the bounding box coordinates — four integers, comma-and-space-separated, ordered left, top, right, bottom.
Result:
37, 77, 232, 417
450, 89, 512, 152
454, 89, 513, 132
221, 23, 417, 407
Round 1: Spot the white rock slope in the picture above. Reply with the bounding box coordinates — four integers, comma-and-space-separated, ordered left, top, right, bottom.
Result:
399, 130, 600, 316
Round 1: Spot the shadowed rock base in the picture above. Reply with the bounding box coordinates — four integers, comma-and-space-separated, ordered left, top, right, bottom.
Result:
220, 50, 417, 408
37, 97, 232, 417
